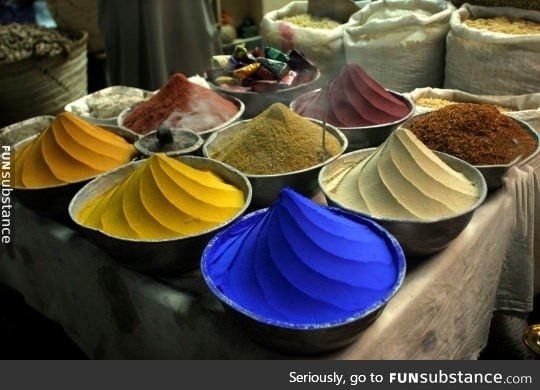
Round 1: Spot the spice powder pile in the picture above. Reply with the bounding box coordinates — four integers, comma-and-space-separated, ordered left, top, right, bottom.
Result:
123, 73, 238, 134
407, 103, 537, 165
208, 103, 342, 175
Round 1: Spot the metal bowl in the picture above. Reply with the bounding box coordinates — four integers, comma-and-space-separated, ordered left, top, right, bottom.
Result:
117, 94, 245, 139
319, 148, 488, 258
0, 115, 54, 147
11, 125, 139, 221
290, 89, 415, 152
65, 85, 154, 126
401, 114, 540, 192
476, 119, 540, 191
68, 155, 252, 275
203, 119, 348, 209
209, 70, 321, 118
201, 206, 406, 355
134, 128, 204, 157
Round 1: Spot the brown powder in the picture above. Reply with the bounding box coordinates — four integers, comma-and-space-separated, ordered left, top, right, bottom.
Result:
408, 103, 537, 165
208, 103, 342, 174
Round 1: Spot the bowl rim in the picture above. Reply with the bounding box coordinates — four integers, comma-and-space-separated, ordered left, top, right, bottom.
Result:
202, 118, 349, 178
0, 115, 55, 135
319, 148, 488, 224
207, 69, 322, 96
200, 205, 406, 330
475, 117, 540, 169
68, 155, 253, 243
64, 85, 155, 122
290, 88, 416, 130
11, 125, 140, 190
117, 94, 245, 136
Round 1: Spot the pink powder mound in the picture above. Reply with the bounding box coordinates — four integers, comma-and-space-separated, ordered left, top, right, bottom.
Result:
293, 64, 410, 127
123, 73, 239, 134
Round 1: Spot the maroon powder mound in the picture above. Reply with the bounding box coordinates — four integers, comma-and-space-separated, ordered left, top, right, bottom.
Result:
294, 64, 410, 127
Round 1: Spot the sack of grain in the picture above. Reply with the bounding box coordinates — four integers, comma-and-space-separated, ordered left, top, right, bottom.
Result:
260, 1, 357, 85
444, 4, 540, 95
408, 86, 540, 118
343, 0, 455, 93
0, 24, 88, 127
450, 1, 540, 11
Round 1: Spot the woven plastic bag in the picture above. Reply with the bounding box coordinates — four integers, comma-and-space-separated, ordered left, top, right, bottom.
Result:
343, 0, 455, 93
260, 1, 356, 85
444, 4, 540, 95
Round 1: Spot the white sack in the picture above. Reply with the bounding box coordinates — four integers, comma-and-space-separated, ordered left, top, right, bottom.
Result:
343, 0, 455, 92
444, 4, 540, 95
260, 1, 355, 85
408, 87, 540, 116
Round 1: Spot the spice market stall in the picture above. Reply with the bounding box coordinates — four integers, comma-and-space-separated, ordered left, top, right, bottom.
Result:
0, 152, 538, 358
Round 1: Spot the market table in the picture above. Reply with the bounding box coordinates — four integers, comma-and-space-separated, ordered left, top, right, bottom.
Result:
0, 157, 538, 359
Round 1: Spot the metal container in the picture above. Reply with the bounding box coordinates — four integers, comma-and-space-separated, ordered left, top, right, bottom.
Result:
0, 115, 54, 147
319, 148, 488, 258
11, 124, 139, 221
210, 70, 322, 118
290, 89, 415, 151
65, 85, 154, 126
117, 94, 245, 139
201, 206, 406, 355
203, 119, 348, 209
476, 119, 540, 191
134, 128, 204, 157
401, 113, 540, 192
68, 155, 252, 275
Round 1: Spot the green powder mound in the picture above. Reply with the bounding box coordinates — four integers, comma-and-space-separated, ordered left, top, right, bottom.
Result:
209, 103, 342, 175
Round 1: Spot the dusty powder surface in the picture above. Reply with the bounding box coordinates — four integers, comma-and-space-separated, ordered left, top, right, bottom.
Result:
208, 103, 342, 175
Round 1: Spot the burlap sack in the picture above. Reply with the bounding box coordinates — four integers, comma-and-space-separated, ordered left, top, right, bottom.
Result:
0, 30, 88, 127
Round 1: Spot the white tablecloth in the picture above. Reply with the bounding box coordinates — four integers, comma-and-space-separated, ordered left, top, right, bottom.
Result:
1, 161, 537, 359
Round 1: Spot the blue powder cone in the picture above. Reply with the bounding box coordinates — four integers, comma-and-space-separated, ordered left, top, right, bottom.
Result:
202, 187, 406, 328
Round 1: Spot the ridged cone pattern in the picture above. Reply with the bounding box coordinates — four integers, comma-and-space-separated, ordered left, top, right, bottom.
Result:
77, 154, 245, 240
204, 188, 401, 326
13, 112, 137, 188
331, 128, 479, 221
293, 64, 410, 127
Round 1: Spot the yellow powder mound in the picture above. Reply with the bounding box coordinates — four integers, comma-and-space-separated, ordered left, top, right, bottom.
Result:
13, 112, 137, 188
77, 153, 245, 240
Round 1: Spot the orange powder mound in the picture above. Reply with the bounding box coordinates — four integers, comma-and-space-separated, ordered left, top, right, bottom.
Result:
77, 153, 245, 240
13, 112, 137, 188
122, 73, 239, 134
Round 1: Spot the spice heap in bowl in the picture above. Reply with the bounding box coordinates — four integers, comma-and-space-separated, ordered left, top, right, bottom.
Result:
291, 63, 414, 151
69, 153, 252, 275
65, 86, 154, 126
201, 187, 406, 355
206, 45, 320, 118
203, 102, 348, 208
405, 103, 540, 190
118, 72, 244, 137
320, 127, 487, 258
12, 112, 138, 219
